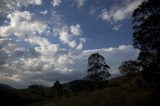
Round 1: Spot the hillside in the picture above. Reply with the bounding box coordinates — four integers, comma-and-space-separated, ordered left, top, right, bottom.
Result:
0, 79, 99, 106
0, 77, 160, 106
26, 77, 160, 106
27, 87, 157, 106
0, 84, 15, 91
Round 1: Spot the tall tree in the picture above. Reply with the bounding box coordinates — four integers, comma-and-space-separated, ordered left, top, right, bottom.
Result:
86, 53, 110, 91
119, 60, 140, 85
132, 0, 160, 85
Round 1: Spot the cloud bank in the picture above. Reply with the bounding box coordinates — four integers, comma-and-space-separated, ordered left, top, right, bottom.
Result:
98, 0, 145, 30
99, 0, 145, 23
52, 0, 62, 7
0, 0, 139, 88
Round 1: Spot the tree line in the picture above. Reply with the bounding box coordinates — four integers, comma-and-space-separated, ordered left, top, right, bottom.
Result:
85, 0, 160, 90
54, 0, 160, 92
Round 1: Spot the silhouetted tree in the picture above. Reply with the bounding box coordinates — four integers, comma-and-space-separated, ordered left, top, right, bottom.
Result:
86, 53, 110, 91
119, 60, 140, 85
132, 0, 160, 85
53, 80, 63, 96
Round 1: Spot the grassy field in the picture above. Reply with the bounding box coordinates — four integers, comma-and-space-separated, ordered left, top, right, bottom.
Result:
1, 76, 159, 106
26, 77, 160, 106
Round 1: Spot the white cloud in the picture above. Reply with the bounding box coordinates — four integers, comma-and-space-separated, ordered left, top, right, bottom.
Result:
0, 0, 43, 16
69, 40, 77, 48
79, 45, 139, 75
0, 43, 139, 88
0, 36, 69, 88
0, 0, 88, 88
40, 10, 48, 15
58, 54, 74, 64
59, 26, 70, 43
55, 24, 85, 49
52, 0, 62, 7
16, 0, 43, 6
99, 0, 145, 23
0, 5, 87, 88
76, 43, 83, 50
70, 24, 82, 36
0, 11, 47, 38
76, 37, 86, 50
99, 9, 111, 22
0, 0, 140, 88
27, 36, 60, 55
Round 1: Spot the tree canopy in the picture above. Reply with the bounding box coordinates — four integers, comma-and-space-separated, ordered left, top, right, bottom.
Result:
119, 60, 140, 76
132, 0, 160, 85
86, 53, 110, 90
119, 60, 140, 85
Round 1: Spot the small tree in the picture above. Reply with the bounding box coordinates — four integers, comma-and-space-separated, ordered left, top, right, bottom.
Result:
119, 60, 140, 85
53, 80, 63, 97
86, 53, 110, 91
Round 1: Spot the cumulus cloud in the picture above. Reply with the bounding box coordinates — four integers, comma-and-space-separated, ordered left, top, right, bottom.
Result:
0, 0, 87, 88
99, 0, 145, 23
0, 37, 67, 88
76, 37, 86, 50
0, 11, 47, 38
59, 26, 71, 44
16, 0, 43, 6
0, 0, 139, 89
0, 0, 43, 16
80, 45, 139, 75
52, 0, 62, 7
70, 24, 82, 36
54, 24, 85, 49
0, 10, 135, 88
0, 43, 139, 88
99, 9, 111, 22
27, 36, 60, 55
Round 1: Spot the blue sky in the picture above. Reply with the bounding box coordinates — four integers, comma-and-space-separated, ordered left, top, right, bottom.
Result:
0, 0, 144, 88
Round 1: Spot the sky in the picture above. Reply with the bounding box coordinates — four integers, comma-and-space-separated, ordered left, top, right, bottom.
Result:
0, 0, 144, 88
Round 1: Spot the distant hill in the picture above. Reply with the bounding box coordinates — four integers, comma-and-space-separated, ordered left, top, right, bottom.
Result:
0, 84, 15, 90
63, 80, 94, 92
0, 79, 107, 106
28, 85, 46, 89
64, 80, 108, 92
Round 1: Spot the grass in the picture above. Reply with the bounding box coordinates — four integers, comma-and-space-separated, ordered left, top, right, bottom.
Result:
26, 77, 159, 106
27, 87, 154, 106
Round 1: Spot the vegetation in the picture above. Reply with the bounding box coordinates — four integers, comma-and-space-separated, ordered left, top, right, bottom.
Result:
26, 77, 160, 106
132, 0, 160, 85
0, 76, 160, 106
52, 80, 63, 97
0, 84, 15, 91
86, 53, 110, 90
0, 0, 160, 106
119, 60, 140, 85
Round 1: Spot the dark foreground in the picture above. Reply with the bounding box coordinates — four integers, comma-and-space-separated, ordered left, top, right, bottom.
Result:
0, 77, 160, 106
